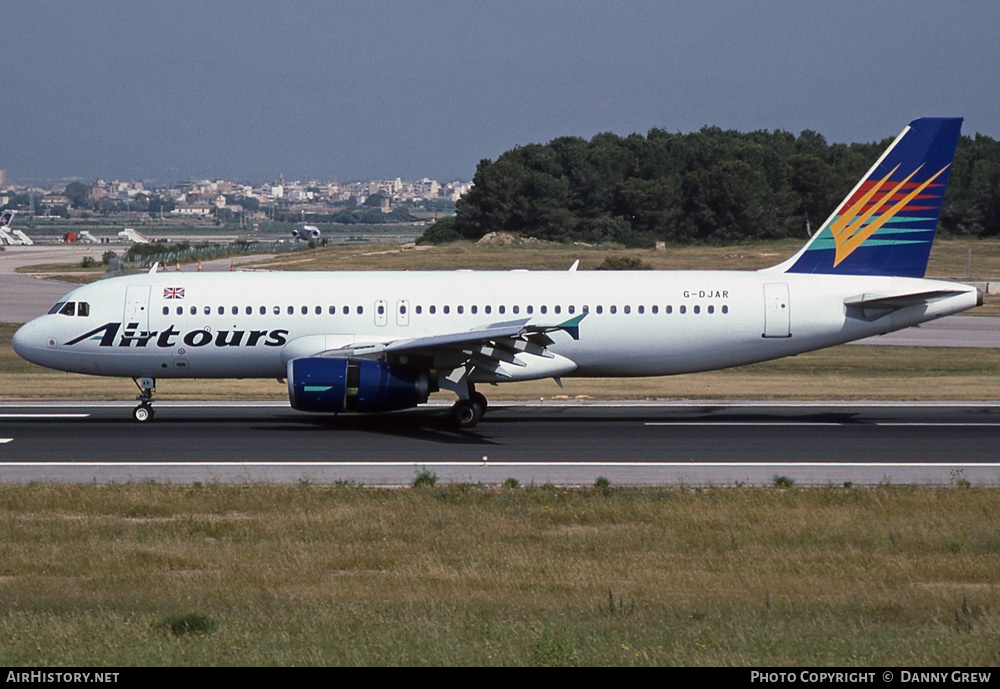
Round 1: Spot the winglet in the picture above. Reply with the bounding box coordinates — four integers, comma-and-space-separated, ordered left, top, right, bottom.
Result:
556, 313, 587, 340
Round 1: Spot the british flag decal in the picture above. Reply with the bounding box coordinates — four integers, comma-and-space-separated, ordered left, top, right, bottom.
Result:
163, 287, 185, 299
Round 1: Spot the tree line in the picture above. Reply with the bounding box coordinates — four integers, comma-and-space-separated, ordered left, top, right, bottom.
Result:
421, 127, 1000, 246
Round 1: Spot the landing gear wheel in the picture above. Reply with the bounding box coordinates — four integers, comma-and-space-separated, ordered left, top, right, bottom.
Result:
470, 391, 488, 415
131, 377, 156, 423
451, 399, 484, 428
132, 403, 154, 423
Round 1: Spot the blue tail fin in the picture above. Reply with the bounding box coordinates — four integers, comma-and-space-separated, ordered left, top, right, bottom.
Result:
781, 117, 962, 278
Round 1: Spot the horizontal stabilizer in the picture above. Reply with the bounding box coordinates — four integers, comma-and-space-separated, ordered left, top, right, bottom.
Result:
844, 289, 970, 321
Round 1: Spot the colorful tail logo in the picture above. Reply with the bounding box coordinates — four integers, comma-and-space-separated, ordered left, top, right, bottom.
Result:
0, 210, 13, 228
785, 118, 962, 278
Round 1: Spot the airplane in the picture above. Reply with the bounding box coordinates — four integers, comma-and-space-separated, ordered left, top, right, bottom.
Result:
292, 224, 321, 240
11, 118, 981, 426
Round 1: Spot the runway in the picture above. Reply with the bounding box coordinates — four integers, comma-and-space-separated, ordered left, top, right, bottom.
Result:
1, 401, 998, 486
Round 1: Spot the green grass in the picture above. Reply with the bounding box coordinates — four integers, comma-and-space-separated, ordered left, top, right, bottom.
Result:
0, 483, 998, 666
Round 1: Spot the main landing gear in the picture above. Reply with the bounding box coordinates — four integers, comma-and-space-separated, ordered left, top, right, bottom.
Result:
132, 377, 156, 422
451, 389, 488, 429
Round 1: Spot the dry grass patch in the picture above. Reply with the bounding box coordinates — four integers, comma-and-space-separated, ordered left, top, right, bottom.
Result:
0, 484, 999, 665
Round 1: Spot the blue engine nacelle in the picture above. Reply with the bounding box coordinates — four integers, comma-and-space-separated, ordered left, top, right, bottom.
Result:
287, 357, 431, 413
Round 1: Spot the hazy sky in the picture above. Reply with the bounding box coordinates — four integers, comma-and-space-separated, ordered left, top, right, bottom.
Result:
3, 1, 998, 184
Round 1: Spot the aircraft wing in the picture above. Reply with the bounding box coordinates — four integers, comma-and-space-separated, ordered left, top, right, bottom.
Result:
333, 313, 584, 357
293, 313, 587, 380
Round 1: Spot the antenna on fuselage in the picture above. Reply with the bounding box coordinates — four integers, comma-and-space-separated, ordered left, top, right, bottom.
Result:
148, 262, 159, 274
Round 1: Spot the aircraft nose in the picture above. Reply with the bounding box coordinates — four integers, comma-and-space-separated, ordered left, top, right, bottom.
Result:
11, 320, 44, 362
11, 322, 30, 357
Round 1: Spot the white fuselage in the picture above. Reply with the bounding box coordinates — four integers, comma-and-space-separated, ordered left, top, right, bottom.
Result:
12, 269, 980, 381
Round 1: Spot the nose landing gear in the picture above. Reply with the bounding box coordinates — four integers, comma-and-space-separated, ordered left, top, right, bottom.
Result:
132, 377, 156, 422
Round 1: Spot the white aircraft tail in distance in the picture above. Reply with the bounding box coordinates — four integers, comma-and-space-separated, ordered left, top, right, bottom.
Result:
12, 118, 981, 425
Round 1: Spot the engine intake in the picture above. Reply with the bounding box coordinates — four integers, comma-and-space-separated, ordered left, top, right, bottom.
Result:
287, 357, 430, 413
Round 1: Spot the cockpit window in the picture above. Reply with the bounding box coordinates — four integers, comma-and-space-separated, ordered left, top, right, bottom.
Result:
50, 301, 90, 317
